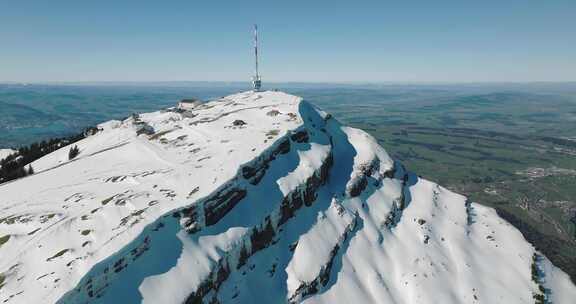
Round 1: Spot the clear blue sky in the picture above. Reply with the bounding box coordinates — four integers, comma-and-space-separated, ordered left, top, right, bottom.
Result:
1, 0, 575, 82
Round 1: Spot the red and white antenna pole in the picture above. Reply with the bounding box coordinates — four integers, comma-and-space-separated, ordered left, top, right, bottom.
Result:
254, 24, 259, 78
252, 24, 262, 91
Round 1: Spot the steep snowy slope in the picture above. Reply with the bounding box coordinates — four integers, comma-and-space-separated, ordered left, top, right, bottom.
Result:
0, 91, 574, 304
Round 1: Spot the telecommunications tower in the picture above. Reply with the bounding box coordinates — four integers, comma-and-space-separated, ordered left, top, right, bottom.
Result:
252, 24, 262, 92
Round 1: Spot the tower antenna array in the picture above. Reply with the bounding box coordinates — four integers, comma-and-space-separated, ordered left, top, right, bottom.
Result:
252, 24, 262, 92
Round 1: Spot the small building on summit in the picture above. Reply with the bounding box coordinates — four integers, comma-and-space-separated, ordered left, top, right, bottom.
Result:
178, 98, 203, 110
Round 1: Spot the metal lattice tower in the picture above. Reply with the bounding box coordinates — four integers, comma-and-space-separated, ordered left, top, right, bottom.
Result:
252, 24, 262, 92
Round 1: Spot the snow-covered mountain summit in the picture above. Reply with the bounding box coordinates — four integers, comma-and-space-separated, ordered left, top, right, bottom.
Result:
0, 91, 575, 304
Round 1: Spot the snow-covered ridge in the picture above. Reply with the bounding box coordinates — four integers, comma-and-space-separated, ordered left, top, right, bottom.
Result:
0, 91, 574, 304
0, 149, 16, 161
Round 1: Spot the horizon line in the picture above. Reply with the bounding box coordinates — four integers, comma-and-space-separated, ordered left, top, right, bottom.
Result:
1, 80, 576, 86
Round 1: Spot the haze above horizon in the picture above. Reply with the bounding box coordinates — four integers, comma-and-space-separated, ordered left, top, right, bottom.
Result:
1, 0, 575, 83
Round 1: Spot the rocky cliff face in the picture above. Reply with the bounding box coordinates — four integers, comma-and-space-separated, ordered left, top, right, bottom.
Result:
0, 91, 575, 304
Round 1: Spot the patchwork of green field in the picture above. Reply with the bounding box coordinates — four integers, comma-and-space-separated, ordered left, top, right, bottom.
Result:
296, 83, 576, 282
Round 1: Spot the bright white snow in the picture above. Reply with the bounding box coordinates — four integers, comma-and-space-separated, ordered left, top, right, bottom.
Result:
0, 91, 574, 304
0, 149, 16, 161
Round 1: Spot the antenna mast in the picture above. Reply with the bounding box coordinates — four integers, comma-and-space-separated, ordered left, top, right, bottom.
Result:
252, 24, 262, 92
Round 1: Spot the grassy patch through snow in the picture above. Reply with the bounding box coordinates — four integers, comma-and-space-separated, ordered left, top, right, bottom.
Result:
0, 235, 10, 248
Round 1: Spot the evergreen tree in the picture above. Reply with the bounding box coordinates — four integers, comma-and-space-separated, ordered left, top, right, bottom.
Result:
1, 126, 92, 184
68, 145, 80, 160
